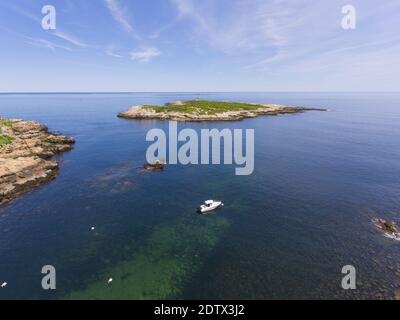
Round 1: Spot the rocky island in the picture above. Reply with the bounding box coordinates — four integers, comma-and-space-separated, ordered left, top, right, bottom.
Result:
118, 100, 326, 122
0, 118, 75, 205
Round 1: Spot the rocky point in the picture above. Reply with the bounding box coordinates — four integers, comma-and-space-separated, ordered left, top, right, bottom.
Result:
0, 118, 75, 205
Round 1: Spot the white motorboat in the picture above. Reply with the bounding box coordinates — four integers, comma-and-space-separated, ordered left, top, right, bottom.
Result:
197, 200, 224, 214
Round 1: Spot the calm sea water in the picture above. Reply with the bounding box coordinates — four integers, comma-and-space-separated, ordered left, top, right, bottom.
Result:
0, 92, 399, 299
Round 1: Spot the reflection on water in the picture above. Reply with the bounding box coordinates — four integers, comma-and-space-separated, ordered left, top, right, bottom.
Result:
0, 92, 399, 299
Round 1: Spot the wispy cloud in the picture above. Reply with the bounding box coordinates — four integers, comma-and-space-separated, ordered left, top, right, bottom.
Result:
53, 30, 89, 47
1, 2, 89, 50
148, 18, 180, 39
172, 0, 209, 30
170, 0, 287, 52
104, 0, 140, 40
130, 47, 160, 63
0, 26, 73, 52
242, 51, 290, 70
105, 44, 123, 58
24, 36, 72, 52
1, 3, 41, 23
240, 0, 400, 73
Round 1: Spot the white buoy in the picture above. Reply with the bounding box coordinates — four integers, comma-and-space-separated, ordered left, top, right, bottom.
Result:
91, 227, 95, 231
1, 282, 7, 288
107, 278, 113, 284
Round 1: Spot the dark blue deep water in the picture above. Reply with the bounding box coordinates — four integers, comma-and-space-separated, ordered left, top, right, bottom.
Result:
0, 92, 399, 299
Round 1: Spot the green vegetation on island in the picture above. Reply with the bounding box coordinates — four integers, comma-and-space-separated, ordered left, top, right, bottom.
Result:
118, 100, 325, 122
143, 100, 269, 115
0, 134, 13, 146
0, 118, 15, 146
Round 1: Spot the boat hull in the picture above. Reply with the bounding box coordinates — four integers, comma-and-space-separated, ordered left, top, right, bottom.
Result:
197, 201, 223, 214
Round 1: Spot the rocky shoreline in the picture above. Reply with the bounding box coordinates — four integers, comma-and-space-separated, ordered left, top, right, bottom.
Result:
0, 119, 75, 205
118, 101, 326, 122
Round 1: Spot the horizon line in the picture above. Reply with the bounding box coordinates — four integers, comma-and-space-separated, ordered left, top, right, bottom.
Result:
1, 91, 400, 94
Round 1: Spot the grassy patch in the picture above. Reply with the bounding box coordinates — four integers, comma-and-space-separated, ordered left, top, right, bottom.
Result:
0, 118, 15, 145
0, 134, 13, 146
0, 119, 15, 146
143, 100, 265, 115
0, 135, 13, 146
0, 118, 15, 127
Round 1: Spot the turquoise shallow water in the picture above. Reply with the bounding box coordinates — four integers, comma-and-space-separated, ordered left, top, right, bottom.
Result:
0, 92, 399, 299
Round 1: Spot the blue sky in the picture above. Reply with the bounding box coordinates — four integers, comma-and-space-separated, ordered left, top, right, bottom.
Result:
0, 0, 399, 92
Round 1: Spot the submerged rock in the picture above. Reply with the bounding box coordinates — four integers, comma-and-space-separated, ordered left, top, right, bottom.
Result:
372, 218, 400, 241
143, 160, 165, 171
0, 118, 75, 204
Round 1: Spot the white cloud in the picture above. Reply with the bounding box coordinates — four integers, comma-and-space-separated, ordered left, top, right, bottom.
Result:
130, 47, 160, 63
104, 0, 140, 40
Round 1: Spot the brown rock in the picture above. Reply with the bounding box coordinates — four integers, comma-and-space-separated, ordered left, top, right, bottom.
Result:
143, 161, 165, 171
0, 119, 75, 204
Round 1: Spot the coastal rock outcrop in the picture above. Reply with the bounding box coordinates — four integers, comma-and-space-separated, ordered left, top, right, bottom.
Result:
0, 119, 75, 204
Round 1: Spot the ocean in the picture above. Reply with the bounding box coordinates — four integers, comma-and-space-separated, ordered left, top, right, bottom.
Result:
0, 92, 399, 299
